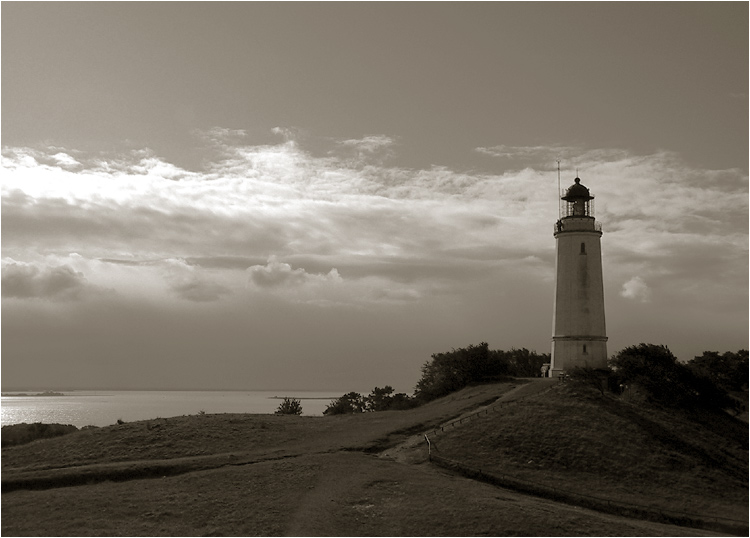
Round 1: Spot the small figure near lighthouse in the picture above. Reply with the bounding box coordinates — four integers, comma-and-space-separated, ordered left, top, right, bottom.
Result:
550, 176, 607, 377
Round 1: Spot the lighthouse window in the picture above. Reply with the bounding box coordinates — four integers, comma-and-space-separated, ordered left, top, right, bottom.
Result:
580, 242, 586, 255
582, 344, 588, 355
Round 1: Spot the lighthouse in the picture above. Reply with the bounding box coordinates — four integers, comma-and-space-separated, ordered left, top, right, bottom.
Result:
550, 176, 607, 377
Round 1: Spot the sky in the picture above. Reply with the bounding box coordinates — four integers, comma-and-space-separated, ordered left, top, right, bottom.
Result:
2, 2, 747, 392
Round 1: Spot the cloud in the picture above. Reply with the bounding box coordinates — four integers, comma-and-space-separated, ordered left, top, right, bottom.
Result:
51, 152, 81, 168
248, 256, 342, 289
161, 258, 232, 302
620, 276, 651, 302
2, 259, 95, 301
374, 287, 422, 302
340, 135, 395, 154
1, 134, 746, 325
194, 127, 248, 145
271, 126, 306, 143
475, 144, 579, 162
338, 135, 397, 165
170, 280, 231, 302
1, 132, 747, 390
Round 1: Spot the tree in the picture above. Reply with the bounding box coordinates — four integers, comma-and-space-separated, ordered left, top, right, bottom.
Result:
390, 392, 418, 410
687, 350, 748, 393
413, 343, 551, 403
323, 392, 366, 415
568, 366, 608, 396
609, 343, 736, 411
274, 397, 303, 415
414, 342, 491, 402
366, 386, 395, 412
494, 348, 551, 377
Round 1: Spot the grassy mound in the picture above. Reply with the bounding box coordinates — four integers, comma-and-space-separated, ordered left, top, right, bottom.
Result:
1, 382, 520, 476
1, 422, 78, 448
432, 382, 748, 523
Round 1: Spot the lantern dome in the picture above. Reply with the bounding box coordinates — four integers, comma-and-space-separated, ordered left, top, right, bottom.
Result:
562, 177, 593, 201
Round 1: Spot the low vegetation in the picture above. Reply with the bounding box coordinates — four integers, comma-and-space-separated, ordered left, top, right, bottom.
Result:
564, 344, 747, 416
608, 344, 741, 412
415, 342, 548, 402
274, 397, 303, 415
1, 422, 78, 448
324, 387, 417, 415
687, 349, 748, 393
325, 342, 548, 414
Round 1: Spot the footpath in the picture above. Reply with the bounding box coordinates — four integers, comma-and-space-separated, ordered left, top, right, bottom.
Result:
382, 378, 556, 464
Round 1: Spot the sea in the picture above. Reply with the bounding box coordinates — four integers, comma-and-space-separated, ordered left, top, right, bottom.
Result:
1, 390, 345, 428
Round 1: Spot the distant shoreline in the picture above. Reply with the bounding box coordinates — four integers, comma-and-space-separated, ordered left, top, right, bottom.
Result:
2, 390, 340, 427
269, 396, 335, 400
1, 391, 65, 398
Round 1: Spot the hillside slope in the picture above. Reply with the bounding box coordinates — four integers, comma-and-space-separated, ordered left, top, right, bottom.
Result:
431, 381, 748, 523
2, 380, 744, 536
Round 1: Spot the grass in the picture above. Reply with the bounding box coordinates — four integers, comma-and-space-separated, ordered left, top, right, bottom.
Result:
1, 422, 78, 448
432, 382, 748, 523
3, 451, 717, 537
2, 380, 746, 536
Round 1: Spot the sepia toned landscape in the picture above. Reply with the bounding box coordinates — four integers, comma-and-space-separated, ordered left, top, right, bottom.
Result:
2, 3, 747, 536
3, 376, 747, 536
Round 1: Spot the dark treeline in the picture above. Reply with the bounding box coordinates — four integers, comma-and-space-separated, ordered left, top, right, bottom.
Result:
324, 342, 549, 415
324, 342, 748, 416
414, 343, 549, 401
570, 344, 748, 414
687, 349, 748, 393
323, 387, 417, 415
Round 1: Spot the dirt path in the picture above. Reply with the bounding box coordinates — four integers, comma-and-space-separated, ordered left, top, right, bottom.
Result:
283, 451, 717, 537
284, 453, 376, 536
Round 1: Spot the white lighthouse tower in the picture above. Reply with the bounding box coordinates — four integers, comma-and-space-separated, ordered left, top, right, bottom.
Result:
550, 176, 607, 377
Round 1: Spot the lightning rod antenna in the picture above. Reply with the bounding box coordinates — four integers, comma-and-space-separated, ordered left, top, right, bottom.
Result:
557, 160, 561, 219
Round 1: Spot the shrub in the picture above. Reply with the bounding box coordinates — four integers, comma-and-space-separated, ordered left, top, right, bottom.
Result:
609, 343, 736, 411
366, 386, 395, 411
491, 347, 551, 378
687, 350, 748, 393
415, 343, 491, 402
274, 397, 303, 415
414, 343, 550, 403
324, 392, 366, 415
389, 392, 419, 410
568, 366, 610, 396
1, 422, 78, 447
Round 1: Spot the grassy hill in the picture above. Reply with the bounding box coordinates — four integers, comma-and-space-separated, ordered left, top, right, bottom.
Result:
2, 380, 746, 536
428, 381, 747, 526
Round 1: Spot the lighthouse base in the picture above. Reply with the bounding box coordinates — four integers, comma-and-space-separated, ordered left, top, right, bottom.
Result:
550, 337, 608, 377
